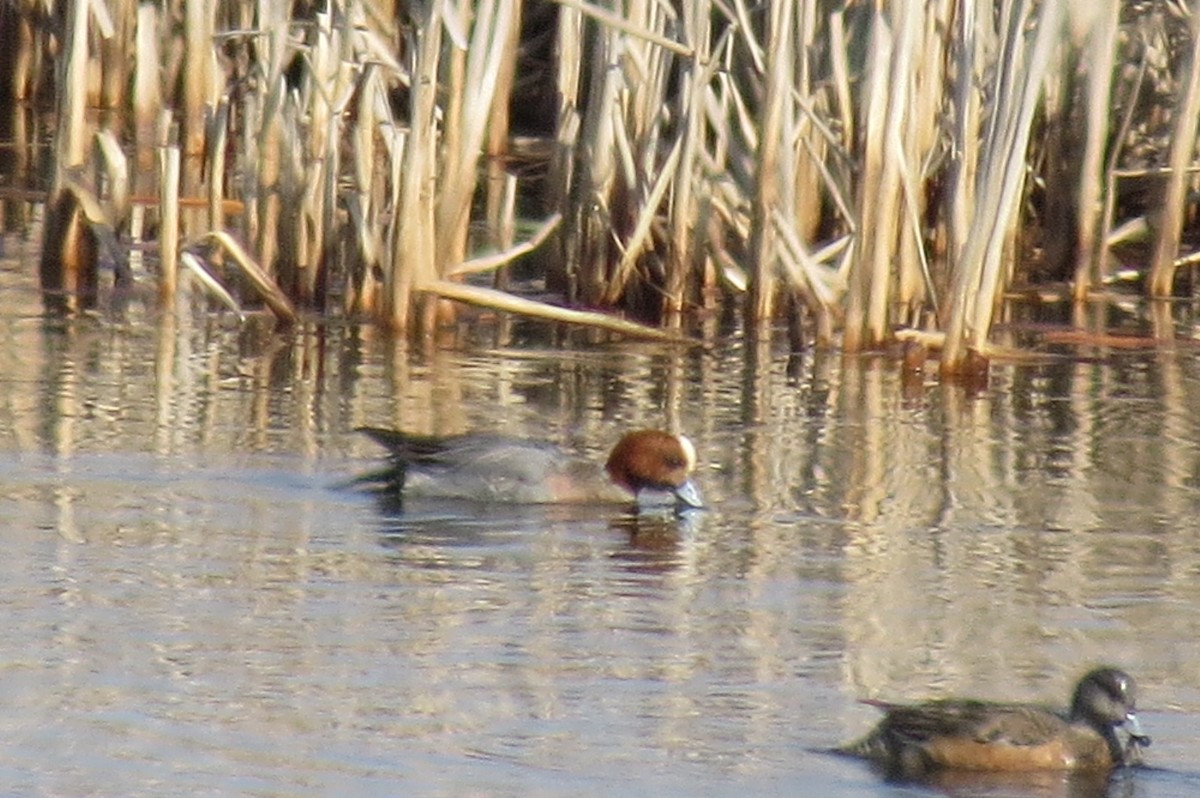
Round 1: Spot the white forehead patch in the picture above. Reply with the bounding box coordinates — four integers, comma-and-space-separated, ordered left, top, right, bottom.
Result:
677, 435, 697, 472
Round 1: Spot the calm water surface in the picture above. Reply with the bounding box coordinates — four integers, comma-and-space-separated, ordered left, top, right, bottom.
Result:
1, 234, 1200, 796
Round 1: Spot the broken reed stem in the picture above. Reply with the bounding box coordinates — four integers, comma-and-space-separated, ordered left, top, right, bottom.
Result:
449, 213, 561, 277
421, 279, 689, 343
202, 231, 298, 325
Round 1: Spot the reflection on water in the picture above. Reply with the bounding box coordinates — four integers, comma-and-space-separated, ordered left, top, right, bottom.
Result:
882, 766, 1132, 798
0, 233, 1199, 795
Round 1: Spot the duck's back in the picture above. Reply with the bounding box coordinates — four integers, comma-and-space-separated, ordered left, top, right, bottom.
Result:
361, 429, 627, 504
842, 699, 1113, 775
404, 437, 575, 502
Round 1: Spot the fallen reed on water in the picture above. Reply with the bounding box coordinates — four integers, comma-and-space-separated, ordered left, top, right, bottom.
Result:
5, 0, 1200, 376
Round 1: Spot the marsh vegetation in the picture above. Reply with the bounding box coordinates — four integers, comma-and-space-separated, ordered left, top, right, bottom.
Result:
2, 0, 1199, 378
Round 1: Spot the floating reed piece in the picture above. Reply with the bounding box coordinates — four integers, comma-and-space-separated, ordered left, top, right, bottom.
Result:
11, 1, 1200, 364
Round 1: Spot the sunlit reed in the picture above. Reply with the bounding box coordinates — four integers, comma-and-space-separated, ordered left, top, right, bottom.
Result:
6, 1, 1200, 375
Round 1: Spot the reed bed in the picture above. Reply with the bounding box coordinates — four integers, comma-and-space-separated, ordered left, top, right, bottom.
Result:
2, 0, 1199, 377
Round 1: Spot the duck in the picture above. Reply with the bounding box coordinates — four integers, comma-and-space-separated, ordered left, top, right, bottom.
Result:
356, 427, 703, 509
835, 667, 1151, 777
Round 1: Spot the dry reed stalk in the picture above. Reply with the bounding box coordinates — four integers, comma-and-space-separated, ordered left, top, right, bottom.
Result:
942, 0, 1064, 374
828, 10, 853, 153
1071, 2, 1119, 300
721, 0, 850, 333
206, 98, 229, 233
100, 0, 131, 111
563, 12, 619, 306
1098, 55, 1148, 287
489, 174, 518, 289
318, 10, 362, 311
345, 62, 389, 315
603, 134, 682, 305
449, 212, 561, 277
182, 0, 216, 156
748, 0, 792, 326
696, 31, 743, 304
56, 0, 90, 177
1148, 5, 1200, 299
3, 97, 31, 228
239, 84, 261, 246
298, 11, 335, 304
386, 4, 443, 331
437, 0, 518, 275
484, 1, 521, 264
557, 0, 690, 55
788, 2, 827, 283
896, 0, 951, 319
294, 5, 354, 306
773, 208, 843, 313
662, 0, 711, 325
159, 142, 181, 302
7, 2, 36, 102
133, 2, 161, 142
439, 0, 468, 269
873, 0, 928, 336
549, 1, 583, 219
253, 8, 291, 287
843, 13, 892, 352
273, 98, 303, 294
946, 0, 983, 303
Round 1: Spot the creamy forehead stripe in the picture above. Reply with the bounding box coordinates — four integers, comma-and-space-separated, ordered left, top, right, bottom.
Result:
677, 435, 697, 471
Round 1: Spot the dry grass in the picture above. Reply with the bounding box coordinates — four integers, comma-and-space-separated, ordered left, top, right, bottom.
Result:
6, 0, 1200, 376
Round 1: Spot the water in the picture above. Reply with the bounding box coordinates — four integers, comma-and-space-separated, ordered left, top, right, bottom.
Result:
1, 232, 1199, 796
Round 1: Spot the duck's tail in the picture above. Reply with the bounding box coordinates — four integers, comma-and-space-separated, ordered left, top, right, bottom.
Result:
353, 427, 417, 497
356, 427, 450, 461
829, 733, 887, 762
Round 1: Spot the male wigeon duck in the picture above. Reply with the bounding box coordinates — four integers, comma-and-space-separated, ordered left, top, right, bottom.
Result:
836, 667, 1150, 778
356, 427, 703, 509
